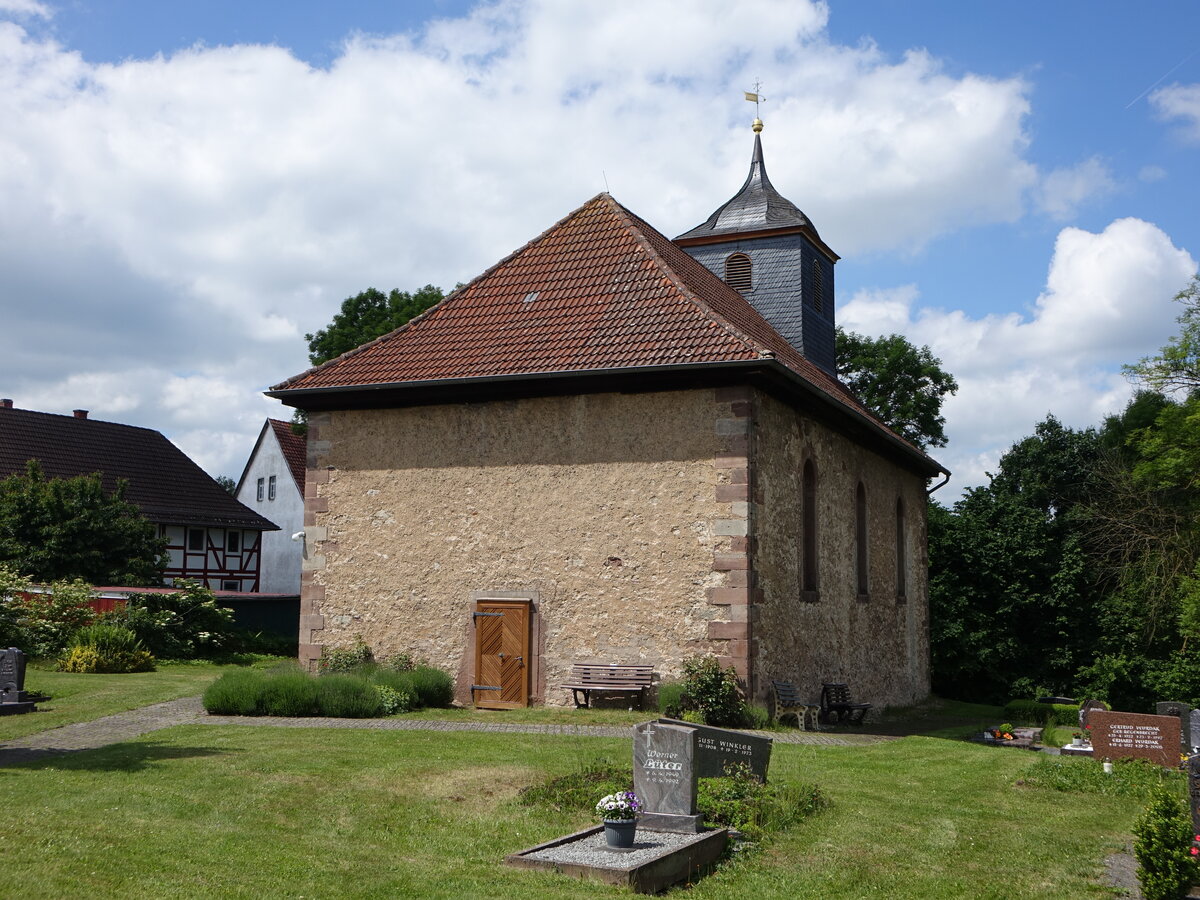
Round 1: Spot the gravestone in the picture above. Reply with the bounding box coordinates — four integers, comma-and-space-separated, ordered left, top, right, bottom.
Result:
1078, 698, 1109, 729
0, 647, 35, 714
1190, 710, 1200, 754
1190, 755, 1200, 848
657, 718, 773, 781
1156, 701, 1192, 753
633, 721, 703, 833
1089, 710, 1181, 768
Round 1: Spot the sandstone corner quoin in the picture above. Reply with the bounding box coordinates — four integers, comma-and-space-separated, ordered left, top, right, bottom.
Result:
268, 123, 947, 710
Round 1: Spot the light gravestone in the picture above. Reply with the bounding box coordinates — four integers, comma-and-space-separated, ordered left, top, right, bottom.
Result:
1089, 710, 1181, 769
633, 721, 703, 833
1156, 701, 1192, 753
657, 718, 773, 781
1190, 709, 1200, 754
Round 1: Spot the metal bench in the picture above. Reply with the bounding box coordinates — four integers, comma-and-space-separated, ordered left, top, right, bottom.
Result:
820, 682, 872, 725
770, 680, 820, 730
562, 663, 653, 709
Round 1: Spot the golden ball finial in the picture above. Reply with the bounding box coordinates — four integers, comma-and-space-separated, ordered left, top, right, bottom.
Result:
752, 117, 763, 134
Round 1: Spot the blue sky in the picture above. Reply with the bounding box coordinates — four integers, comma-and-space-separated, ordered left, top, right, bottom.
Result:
1, 0, 1198, 495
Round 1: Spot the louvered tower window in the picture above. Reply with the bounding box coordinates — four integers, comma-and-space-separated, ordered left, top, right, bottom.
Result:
811, 259, 824, 312
724, 253, 752, 293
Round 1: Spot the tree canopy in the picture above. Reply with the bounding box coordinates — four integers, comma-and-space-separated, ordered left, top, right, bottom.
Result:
0, 461, 167, 585
1124, 275, 1200, 394
305, 285, 444, 366
835, 328, 958, 449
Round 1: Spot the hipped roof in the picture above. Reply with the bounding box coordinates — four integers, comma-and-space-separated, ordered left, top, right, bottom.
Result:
271, 193, 944, 476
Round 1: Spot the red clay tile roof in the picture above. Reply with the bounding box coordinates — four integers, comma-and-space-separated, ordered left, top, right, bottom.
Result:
273, 193, 933, 466
268, 418, 306, 497
0, 406, 278, 531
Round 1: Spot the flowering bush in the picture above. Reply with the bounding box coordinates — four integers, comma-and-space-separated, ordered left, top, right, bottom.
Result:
103, 581, 237, 658
596, 790, 641, 821
6, 578, 97, 658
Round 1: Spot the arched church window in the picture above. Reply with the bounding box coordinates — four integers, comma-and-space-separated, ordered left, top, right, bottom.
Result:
895, 496, 907, 601
856, 481, 869, 599
724, 253, 752, 293
811, 259, 824, 313
802, 459, 818, 599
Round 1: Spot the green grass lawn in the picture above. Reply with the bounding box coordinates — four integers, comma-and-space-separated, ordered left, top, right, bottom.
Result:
0, 723, 1165, 899
0, 660, 272, 742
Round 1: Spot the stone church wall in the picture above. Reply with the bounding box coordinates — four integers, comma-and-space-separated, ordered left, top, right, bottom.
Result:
751, 391, 931, 708
298, 389, 740, 706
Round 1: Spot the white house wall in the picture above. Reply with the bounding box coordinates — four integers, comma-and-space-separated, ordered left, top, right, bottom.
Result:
237, 430, 304, 593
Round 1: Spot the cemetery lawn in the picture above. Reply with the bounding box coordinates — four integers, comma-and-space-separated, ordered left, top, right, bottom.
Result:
0, 660, 275, 742
1, 726, 1155, 898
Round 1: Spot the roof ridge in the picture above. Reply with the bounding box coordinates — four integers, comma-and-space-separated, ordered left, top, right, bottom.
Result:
273, 195, 615, 392
603, 196, 774, 359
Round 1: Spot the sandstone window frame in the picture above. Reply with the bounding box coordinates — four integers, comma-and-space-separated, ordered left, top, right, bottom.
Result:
895, 496, 908, 603
801, 458, 819, 603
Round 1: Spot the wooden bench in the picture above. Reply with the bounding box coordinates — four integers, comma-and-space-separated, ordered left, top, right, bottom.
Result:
770, 680, 821, 731
820, 682, 872, 725
562, 663, 654, 709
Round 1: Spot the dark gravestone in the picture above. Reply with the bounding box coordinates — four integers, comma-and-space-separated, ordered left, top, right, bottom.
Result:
0, 647, 35, 714
1090, 710, 1181, 769
1191, 710, 1200, 754
633, 721, 703, 833
1157, 702, 1192, 752
657, 718, 773, 781
1190, 755, 1200, 847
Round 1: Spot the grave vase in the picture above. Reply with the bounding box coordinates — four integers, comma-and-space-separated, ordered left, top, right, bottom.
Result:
603, 818, 637, 849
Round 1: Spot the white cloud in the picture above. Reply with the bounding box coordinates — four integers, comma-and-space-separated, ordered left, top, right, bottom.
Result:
0, 0, 51, 19
1035, 157, 1115, 221
1151, 82, 1200, 142
0, 2, 1093, 479
842, 218, 1198, 496
1139, 165, 1167, 183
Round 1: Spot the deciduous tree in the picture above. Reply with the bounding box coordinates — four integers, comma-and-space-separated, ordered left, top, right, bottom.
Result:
305, 285, 444, 366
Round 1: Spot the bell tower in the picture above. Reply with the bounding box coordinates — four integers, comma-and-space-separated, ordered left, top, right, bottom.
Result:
674, 117, 839, 374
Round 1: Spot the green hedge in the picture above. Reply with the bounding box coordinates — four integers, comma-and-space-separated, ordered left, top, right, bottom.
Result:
1003, 699, 1081, 726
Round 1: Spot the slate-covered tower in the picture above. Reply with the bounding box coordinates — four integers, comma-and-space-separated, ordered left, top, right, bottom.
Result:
675, 120, 839, 374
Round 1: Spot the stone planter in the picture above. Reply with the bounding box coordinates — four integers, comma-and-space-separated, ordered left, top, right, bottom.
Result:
603, 818, 638, 849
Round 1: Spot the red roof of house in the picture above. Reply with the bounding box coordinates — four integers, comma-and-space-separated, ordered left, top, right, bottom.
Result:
268, 418, 307, 497
272, 193, 938, 471
0, 406, 278, 530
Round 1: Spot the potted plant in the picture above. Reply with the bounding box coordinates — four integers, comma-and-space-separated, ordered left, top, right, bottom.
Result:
1071, 731, 1084, 747
596, 790, 641, 848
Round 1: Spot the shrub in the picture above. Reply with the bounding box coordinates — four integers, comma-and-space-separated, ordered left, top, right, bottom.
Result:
1003, 699, 1080, 726
318, 639, 373, 674
697, 762, 826, 842
316, 675, 383, 717
681, 656, 747, 727
259, 666, 321, 716
8, 578, 97, 658
104, 581, 238, 659
1134, 787, 1199, 900
406, 666, 454, 708
0, 565, 30, 648
58, 624, 155, 673
657, 680, 686, 718
374, 684, 414, 715
379, 651, 415, 672
203, 669, 268, 715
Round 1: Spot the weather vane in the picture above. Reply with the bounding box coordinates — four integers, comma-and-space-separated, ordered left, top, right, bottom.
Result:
744, 81, 765, 132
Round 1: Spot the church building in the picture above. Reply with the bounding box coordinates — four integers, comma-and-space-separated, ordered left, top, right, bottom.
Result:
269, 121, 948, 709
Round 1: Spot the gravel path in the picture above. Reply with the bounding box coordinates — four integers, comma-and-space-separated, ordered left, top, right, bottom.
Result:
0, 698, 893, 764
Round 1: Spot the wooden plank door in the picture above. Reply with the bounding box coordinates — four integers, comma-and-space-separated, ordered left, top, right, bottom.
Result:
472, 599, 530, 709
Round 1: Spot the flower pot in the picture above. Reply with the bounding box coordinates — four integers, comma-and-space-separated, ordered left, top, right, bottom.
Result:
603, 818, 637, 849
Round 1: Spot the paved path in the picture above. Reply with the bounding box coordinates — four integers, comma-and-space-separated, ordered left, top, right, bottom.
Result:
0, 697, 895, 764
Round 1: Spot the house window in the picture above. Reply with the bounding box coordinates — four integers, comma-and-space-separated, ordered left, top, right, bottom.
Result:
187, 528, 205, 552
227, 531, 241, 553
856, 482, 869, 599
802, 460, 818, 599
268, 475, 277, 501
724, 253, 752, 293
811, 259, 824, 313
895, 497, 907, 601
221, 580, 240, 591
256, 478, 264, 501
